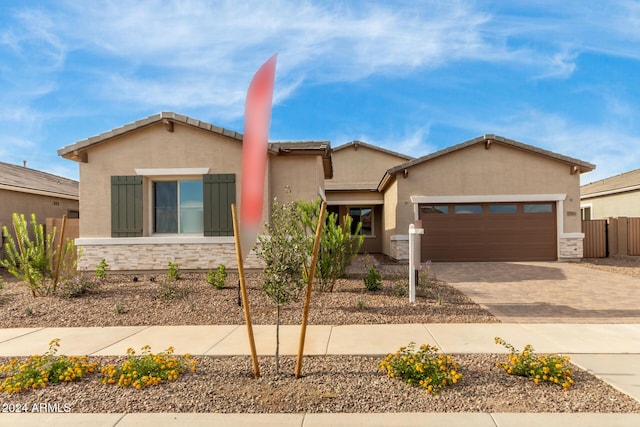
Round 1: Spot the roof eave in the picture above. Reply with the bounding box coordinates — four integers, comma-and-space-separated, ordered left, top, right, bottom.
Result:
58, 112, 244, 162
386, 134, 596, 175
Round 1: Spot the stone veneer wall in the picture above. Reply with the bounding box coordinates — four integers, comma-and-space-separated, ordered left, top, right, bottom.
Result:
389, 236, 409, 261
559, 236, 584, 260
77, 243, 262, 271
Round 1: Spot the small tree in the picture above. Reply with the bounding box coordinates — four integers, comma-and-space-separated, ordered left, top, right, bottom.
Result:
299, 199, 364, 292
256, 198, 312, 375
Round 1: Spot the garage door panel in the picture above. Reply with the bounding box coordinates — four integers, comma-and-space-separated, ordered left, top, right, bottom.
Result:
420, 202, 556, 262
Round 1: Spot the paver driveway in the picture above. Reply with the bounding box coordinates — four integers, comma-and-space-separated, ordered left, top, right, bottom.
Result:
430, 262, 640, 323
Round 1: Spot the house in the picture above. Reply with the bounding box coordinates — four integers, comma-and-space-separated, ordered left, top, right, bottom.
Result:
58, 113, 595, 270
57, 112, 331, 271
580, 168, 640, 220
0, 161, 79, 260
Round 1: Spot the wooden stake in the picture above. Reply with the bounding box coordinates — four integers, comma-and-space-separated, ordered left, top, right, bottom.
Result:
231, 204, 260, 378
53, 214, 67, 289
295, 200, 326, 378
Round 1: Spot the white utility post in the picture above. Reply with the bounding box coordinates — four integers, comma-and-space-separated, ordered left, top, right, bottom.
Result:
408, 223, 424, 303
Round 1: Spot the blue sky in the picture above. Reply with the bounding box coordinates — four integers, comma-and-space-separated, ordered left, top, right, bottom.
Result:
1, 1, 639, 184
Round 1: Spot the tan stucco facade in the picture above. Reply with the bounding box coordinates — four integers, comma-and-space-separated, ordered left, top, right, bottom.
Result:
269, 155, 326, 203
78, 122, 248, 238
382, 141, 588, 261
328, 142, 410, 191
60, 114, 329, 271
581, 191, 640, 219
581, 168, 640, 219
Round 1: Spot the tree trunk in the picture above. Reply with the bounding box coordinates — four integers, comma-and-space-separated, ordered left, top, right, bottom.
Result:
275, 304, 280, 376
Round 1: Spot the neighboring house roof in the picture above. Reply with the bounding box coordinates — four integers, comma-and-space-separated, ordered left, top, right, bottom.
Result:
57, 112, 333, 178
581, 168, 640, 199
379, 134, 596, 191
0, 161, 79, 200
333, 140, 413, 161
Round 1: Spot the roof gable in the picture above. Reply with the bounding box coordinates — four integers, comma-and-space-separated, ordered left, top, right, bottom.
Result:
386, 134, 595, 176
58, 112, 244, 162
0, 161, 78, 199
333, 140, 413, 161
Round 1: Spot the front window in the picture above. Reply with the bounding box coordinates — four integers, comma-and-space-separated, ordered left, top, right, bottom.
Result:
349, 207, 374, 236
154, 180, 203, 234
524, 203, 553, 213
455, 205, 482, 214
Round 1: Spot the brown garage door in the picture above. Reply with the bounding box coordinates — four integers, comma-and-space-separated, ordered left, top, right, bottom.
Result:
419, 202, 557, 262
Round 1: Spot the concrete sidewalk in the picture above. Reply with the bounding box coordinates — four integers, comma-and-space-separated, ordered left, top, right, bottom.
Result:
3, 412, 640, 427
1, 323, 640, 426
2, 324, 640, 357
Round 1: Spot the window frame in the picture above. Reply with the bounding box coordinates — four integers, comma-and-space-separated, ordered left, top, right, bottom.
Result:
348, 205, 375, 238
151, 177, 204, 236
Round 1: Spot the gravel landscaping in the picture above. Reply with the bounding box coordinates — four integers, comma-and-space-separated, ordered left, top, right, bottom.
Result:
0, 266, 497, 328
2, 258, 640, 413
579, 255, 640, 279
1, 354, 639, 413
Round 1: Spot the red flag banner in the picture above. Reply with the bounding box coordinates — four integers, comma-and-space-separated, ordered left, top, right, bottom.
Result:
240, 54, 277, 259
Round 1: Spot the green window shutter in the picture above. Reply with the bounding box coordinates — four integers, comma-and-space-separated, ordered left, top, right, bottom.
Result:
203, 174, 236, 236
111, 176, 143, 237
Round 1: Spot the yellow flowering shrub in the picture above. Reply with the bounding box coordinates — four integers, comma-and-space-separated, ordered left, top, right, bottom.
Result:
0, 339, 97, 394
379, 342, 463, 395
100, 345, 197, 390
495, 337, 574, 390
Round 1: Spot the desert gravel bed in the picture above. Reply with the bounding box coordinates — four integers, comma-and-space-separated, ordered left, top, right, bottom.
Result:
1, 354, 639, 413
579, 256, 640, 279
0, 270, 497, 328
2, 259, 640, 413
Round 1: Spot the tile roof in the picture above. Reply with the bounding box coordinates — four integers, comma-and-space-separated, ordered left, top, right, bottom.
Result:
385, 134, 596, 176
58, 112, 244, 160
0, 161, 78, 199
57, 112, 334, 178
581, 168, 640, 198
58, 112, 332, 162
333, 140, 413, 161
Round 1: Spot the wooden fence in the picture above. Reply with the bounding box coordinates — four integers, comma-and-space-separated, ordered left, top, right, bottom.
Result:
582, 219, 608, 258
630, 217, 640, 256
582, 217, 640, 258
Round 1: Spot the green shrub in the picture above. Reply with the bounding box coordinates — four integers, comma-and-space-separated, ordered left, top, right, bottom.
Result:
364, 263, 382, 291
495, 337, 574, 390
157, 279, 190, 301
95, 259, 108, 280
57, 271, 102, 298
298, 199, 364, 292
363, 255, 382, 291
380, 342, 463, 395
207, 264, 227, 290
167, 261, 181, 281
100, 345, 197, 389
0, 213, 78, 297
1, 213, 55, 296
